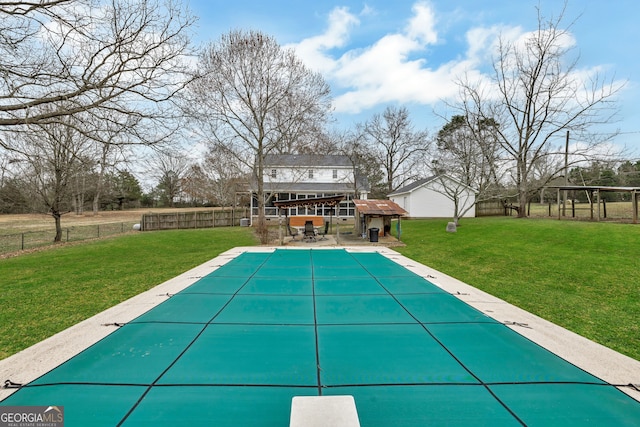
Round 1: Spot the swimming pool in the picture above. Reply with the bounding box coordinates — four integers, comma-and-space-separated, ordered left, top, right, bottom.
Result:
2, 248, 639, 426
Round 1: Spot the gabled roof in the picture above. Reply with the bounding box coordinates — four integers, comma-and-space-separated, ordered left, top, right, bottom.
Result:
264, 154, 352, 168
353, 199, 407, 216
388, 175, 477, 196
389, 176, 438, 195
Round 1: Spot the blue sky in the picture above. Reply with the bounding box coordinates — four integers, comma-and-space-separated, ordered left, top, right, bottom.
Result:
187, 0, 640, 156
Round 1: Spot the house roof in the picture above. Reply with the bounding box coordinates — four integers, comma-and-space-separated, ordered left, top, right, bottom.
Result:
353, 199, 407, 216
264, 154, 353, 168
388, 175, 477, 196
263, 182, 359, 193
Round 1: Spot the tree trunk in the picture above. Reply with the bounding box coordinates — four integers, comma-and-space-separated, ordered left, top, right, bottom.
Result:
453, 198, 460, 225
53, 211, 63, 242
518, 190, 528, 218
93, 164, 103, 214
256, 148, 270, 244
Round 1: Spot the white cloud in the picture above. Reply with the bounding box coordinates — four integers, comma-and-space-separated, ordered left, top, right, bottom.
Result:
286, 6, 359, 74
288, 2, 471, 114
360, 3, 376, 17
465, 26, 501, 64
288, 1, 603, 117
332, 35, 478, 113
406, 1, 438, 45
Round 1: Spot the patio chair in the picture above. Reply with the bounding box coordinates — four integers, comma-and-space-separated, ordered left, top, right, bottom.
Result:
287, 224, 299, 240
303, 220, 316, 242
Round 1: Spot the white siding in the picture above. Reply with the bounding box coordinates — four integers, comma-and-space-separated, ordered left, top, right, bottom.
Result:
265, 166, 353, 184
390, 179, 476, 218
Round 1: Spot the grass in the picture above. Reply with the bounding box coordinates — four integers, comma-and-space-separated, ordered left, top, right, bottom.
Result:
394, 217, 640, 360
0, 227, 257, 360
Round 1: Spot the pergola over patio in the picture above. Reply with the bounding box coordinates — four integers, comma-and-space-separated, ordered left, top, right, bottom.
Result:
273, 194, 345, 212
273, 195, 345, 243
546, 185, 640, 223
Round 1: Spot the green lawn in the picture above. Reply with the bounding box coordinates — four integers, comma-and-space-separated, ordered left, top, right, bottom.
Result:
394, 217, 640, 360
0, 227, 257, 360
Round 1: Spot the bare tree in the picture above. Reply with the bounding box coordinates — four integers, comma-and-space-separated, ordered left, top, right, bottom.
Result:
431, 115, 502, 224
335, 130, 385, 199
454, 5, 623, 216
185, 30, 332, 243
436, 116, 504, 191
86, 112, 137, 214
359, 106, 430, 194
202, 147, 246, 207
0, 0, 194, 145
0, 0, 194, 222
147, 148, 190, 207
180, 164, 210, 207
12, 118, 95, 241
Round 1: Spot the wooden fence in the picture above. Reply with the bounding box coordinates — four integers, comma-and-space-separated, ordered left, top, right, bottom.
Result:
475, 200, 508, 217
141, 208, 250, 231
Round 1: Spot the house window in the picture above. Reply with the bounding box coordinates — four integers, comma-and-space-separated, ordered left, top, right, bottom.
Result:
332, 169, 338, 179
271, 169, 277, 178
308, 169, 314, 179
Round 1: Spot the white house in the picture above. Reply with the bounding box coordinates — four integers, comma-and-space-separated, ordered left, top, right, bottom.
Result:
251, 154, 369, 219
388, 175, 477, 219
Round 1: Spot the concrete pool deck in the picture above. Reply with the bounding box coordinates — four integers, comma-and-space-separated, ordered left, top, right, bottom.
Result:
1, 245, 639, 406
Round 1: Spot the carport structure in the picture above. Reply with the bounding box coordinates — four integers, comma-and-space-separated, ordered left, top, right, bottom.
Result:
546, 185, 640, 223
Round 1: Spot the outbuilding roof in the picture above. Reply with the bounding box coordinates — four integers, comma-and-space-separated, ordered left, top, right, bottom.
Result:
388, 175, 477, 196
389, 176, 438, 195
353, 199, 407, 216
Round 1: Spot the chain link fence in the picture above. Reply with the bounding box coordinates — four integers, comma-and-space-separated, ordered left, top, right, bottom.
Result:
0, 222, 139, 255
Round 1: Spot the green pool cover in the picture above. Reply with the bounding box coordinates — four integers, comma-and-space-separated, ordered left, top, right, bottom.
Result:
2, 249, 639, 426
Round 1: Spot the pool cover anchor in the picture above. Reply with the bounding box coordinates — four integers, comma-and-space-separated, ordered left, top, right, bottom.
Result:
101, 322, 126, 327
503, 320, 532, 329
3, 379, 22, 389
